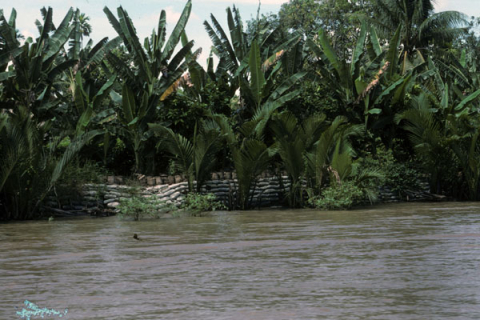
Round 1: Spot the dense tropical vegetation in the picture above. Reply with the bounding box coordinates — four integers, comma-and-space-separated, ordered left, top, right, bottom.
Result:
1, 0, 479, 220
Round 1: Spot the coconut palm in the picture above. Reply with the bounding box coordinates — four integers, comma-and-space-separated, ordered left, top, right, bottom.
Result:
372, 0, 468, 54
68, 10, 93, 59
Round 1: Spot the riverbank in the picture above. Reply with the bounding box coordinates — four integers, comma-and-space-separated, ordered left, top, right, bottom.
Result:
41, 173, 441, 219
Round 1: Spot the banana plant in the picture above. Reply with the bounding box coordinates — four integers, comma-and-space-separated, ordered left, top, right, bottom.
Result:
104, 1, 197, 173
0, 7, 77, 121
308, 22, 421, 151
419, 57, 480, 118
204, 6, 248, 76
68, 9, 93, 60
204, 6, 304, 118
308, 21, 389, 121
171, 32, 237, 116
241, 38, 308, 128
70, 71, 116, 135
198, 34, 307, 208
0, 9, 23, 81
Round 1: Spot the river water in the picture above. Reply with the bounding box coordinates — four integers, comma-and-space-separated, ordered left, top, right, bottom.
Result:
1, 202, 480, 319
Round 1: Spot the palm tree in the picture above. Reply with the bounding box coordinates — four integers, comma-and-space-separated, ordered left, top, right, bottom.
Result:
78, 13, 92, 38
396, 59, 480, 199
68, 10, 94, 59
212, 113, 275, 210
269, 112, 327, 207
0, 109, 102, 220
372, 0, 468, 54
149, 121, 223, 192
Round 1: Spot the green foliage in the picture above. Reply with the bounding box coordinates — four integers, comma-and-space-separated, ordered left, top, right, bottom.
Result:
118, 196, 173, 221
57, 160, 107, 186
181, 193, 226, 216
285, 80, 339, 121
104, 1, 196, 173
159, 91, 211, 139
53, 160, 107, 207
0, 113, 102, 220
270, 111, 327, 207
396, 61, 480, 199
381, 155, 421, 197
308, 180, 364, 210
149, 120, 223, 192
279, 0, 370, 48
1, 2, 479, 220
0, 7, 78, 120
212, 114, 275, 209
279, 0, 322, 35
167, 159, 178, 176
385, 162, 422, 196
372, 0, 468, 54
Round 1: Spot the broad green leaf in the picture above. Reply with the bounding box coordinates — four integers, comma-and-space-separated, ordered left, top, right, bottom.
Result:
460, 49, 466, 68
0, 47, 22, 66
76, 107, 93, 134
160, 0, 192, 62
266, 71, 307, 103
386, 25, 401, 79
369, 24, 382, 57
93, 75, 116, 109
441, 83, 449, 110
122, 84, 135, 123
367, 108, 382, 115
227, 7, 245, 62
0, 71, 14, 81
249, 40, 266, 108
127, 117, 139, 126
318, 29, 340, 75
351, 20, 367, 78
354, 79, 368, 97
373, 76, 407, 105
454, 89, 480, 114
44, 8, 74, 62
392, 73, 413, 105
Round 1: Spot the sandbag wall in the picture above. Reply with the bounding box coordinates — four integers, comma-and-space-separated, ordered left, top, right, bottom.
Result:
44, 173, 433, 215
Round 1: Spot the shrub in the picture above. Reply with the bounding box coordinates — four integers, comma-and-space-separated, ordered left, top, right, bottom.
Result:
58, 160, 108, 186
54, 160, 108, 208
117, 196, 173, 221
308, 181, 364, 210
359, 147, 422, 198
181, 193, 226, 216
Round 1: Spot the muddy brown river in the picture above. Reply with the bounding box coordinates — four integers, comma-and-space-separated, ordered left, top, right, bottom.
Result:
1, 202, 480, 319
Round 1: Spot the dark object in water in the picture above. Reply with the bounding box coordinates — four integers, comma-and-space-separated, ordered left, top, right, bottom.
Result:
133, 233, 140, 240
